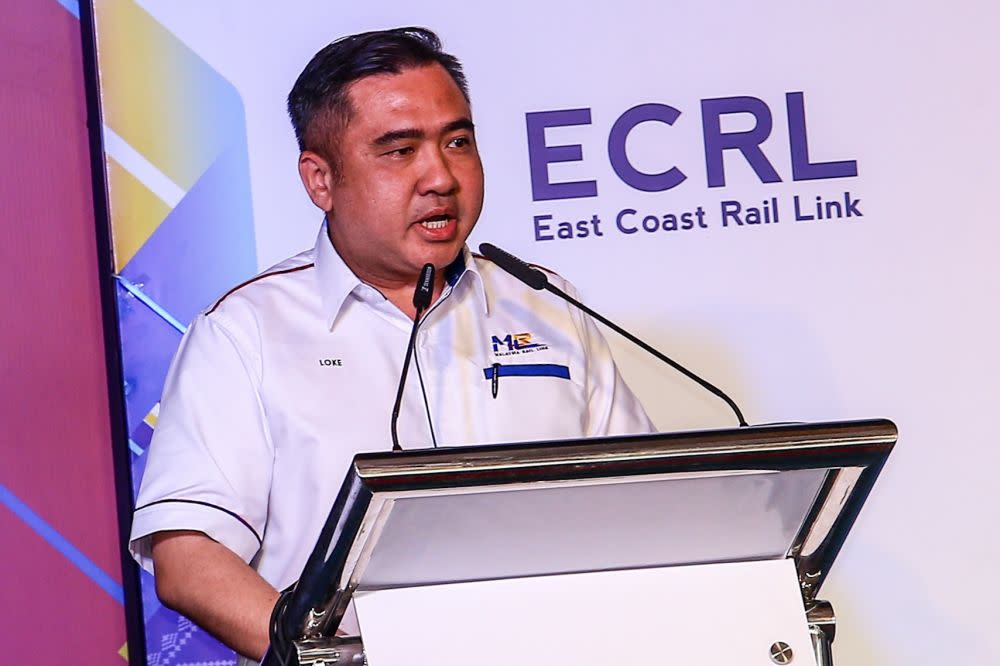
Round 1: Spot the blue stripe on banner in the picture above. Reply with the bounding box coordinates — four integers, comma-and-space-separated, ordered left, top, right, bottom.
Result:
131, 422, 154, 449
115, 274, 189, 334
483, 364, 571, 380
0, 483, 124, 604
56, 0, 80, 19
128, 438, 146, 456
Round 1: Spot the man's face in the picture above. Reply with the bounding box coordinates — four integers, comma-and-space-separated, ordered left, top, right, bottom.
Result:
315, 63, 484, 285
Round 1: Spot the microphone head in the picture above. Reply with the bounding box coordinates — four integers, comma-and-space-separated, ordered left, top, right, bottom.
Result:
478, 243, 548, 290
413, 263, 435, 310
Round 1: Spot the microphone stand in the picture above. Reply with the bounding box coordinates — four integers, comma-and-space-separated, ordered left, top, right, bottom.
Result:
391, 263, 436, 450
262, 263, 436, 666
478, 243, 748, 427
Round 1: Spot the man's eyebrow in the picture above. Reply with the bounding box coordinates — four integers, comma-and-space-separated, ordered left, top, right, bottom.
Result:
372, 119, 475, 146
373, 128, 424, 146
372, 129, 424, 146
443, 118, 475, 133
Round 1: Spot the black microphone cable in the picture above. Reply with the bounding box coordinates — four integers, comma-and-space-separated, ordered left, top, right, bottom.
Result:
390, 263, 436, 451
478, 243, 748, 428
412, 346, 439, 448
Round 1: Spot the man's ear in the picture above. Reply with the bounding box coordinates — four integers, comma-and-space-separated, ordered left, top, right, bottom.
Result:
298, 150, 336, 212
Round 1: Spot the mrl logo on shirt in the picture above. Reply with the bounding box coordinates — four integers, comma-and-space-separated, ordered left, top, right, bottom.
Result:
491, 333, 549, 357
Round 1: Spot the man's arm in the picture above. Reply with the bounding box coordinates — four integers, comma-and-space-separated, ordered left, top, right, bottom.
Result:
152, 530, 279, 662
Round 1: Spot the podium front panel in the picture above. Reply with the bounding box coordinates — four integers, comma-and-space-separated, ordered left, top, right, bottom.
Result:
355, 558, 819, 666
358, 468, 828, 590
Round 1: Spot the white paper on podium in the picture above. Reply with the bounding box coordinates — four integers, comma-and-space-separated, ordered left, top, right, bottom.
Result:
355, 557, 816, 666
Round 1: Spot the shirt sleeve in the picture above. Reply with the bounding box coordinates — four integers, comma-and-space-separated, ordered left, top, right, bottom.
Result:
560, 281, 656, 437
128, 313, 273, 573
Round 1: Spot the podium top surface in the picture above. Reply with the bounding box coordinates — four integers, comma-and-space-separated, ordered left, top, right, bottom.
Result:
289, 419, 896, 638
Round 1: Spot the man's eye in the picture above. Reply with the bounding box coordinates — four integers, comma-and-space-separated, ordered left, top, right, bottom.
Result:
448, 136, 471, 148
386, 146, 414, 157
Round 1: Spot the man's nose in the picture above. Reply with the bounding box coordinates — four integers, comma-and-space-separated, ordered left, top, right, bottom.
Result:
417, 147, 459, 195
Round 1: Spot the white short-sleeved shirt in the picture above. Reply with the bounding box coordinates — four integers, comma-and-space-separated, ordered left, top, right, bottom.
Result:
129, 222, 653, 659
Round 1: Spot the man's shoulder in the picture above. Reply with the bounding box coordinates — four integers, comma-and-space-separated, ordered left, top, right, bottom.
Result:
203, 248, 319, 321
469, 250, 584, 333
470, 250, 574, 294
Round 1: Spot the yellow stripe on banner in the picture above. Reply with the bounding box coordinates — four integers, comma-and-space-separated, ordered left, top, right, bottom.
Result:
118, 642, 128, 661
95, 0, 229, 190
143, 403, 159, 428
107, 156, 171, 271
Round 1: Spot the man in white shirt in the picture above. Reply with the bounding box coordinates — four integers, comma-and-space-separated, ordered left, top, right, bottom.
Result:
129, 27, 652, 664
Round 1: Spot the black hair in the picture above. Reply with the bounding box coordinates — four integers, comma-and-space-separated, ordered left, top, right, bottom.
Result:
287, 27, 469, 159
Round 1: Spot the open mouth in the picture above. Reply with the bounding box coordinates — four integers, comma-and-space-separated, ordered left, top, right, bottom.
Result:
419, 214, 453, 230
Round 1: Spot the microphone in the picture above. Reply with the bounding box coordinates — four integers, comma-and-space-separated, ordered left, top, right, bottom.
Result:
478, 243, 748, 427
390, 263, 436, 451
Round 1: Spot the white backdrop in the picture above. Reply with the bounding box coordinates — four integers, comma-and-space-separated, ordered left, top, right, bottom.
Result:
136, 1, 1000, 663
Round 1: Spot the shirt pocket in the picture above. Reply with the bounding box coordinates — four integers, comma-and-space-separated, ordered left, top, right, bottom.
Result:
479, 359, 586, 439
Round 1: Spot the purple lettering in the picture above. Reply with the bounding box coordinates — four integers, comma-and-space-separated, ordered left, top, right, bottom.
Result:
607, 104, 687, 192
786, 92, 858, 181
701, 96, 782, 188
525, 109, 598, 201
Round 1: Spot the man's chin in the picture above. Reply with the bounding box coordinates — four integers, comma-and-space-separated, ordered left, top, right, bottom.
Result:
431, 246, 466, 268
407, 242, 464, 273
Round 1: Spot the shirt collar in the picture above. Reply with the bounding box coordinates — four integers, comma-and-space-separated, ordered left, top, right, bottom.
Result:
448, 245, 489, 316
314, 220, 489, 329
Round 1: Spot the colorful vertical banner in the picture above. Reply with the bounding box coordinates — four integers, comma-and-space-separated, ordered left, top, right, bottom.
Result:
91, 0, 257, 661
